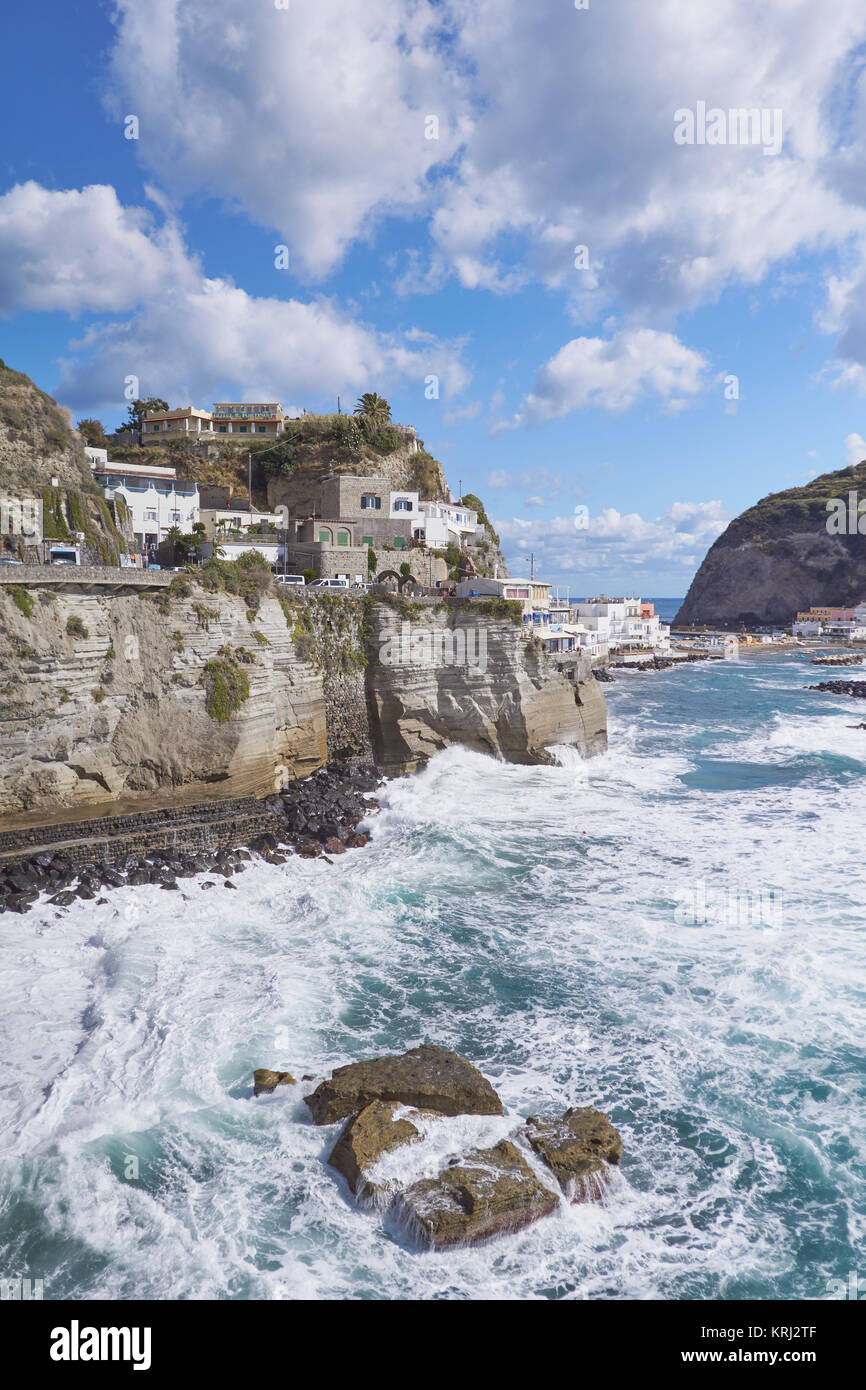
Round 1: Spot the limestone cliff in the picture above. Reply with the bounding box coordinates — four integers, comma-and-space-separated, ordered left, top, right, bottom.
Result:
0, 583, 326, 822
365, 598, 607, 774
676, 460, 866, 626
0, 580, 607, 824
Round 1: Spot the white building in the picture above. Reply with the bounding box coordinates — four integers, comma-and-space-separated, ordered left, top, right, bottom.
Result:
571, 597, 668, 651
419, 500, 481, 548
89, 455, 200, 553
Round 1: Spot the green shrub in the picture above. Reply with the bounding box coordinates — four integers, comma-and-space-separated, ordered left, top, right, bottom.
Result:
92, 687, 106, 703
202, 654, 250, 722
66, 614, 89, 638
9, 586, 34, 619
253, 629, 271, 646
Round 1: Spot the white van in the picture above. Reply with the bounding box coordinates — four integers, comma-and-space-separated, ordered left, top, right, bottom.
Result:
309, 577, 350, 589
276, 574, 306, 587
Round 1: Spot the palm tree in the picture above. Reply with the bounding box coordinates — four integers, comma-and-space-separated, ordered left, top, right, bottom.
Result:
353, 393, 392, 429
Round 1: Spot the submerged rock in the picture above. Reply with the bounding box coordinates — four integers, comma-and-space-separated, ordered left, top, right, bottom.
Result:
327, 1100, 423, 1200
253, 1068, 297, 1097
523, 1107, 622, 1201
395, 1139, 557, 1248
305, 1044, 504, 1125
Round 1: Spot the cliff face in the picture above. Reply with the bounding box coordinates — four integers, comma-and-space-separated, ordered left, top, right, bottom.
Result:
0, 584, 607, 824
676, 461, 866, 626
365, 600, 607, 774
0, 586, 326, 823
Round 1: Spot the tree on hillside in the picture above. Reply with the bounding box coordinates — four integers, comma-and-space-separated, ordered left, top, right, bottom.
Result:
76, 417, 107, 447
353, 393, 392, 429
122, 397, 169, 432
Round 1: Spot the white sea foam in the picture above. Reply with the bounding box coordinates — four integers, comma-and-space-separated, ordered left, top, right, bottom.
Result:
0, 657, 864, 1299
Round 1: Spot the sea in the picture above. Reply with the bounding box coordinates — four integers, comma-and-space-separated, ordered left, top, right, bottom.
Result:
1, 627, 864, 1301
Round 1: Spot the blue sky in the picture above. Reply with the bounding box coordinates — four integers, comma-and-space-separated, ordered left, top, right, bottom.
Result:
3, 0, 866, 595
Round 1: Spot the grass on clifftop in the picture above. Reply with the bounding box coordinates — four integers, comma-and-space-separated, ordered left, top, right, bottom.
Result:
720, 461, 866, 547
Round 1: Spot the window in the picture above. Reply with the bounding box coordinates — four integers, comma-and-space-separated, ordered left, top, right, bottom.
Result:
361, 535, 373, 547
318, 528, 331, 544
151, 423, 161, 431
145, 509, 157, 522
239, 425, 248, 433
393, 536, 405, 549
337, 531, 349, 547
257, 426, 266, 433
361, 494, 382, 510
218, 425, 227, 434
393, 498, 412, 511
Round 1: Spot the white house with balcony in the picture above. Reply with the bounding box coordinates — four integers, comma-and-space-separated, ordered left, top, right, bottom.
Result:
419, 500, 481, 548
88, 452, 199, 553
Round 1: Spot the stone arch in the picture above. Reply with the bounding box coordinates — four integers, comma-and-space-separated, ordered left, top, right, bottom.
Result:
376, 568, 417, 592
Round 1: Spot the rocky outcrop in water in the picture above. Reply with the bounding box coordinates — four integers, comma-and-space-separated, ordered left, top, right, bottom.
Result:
675, 460, 866, 626
253, 1069, 297, 1096
523, 1107, 623, 1201
807, 679, 866, 697
305, 1044, 505, 1124
395, 1140, 558, 1248
259, 1047, 624, 1250
327, 1100, 424, 1201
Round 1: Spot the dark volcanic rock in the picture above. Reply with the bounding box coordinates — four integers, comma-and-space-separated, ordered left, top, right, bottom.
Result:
674, 459, 866, 626
327, 1100, 423, 1200
523, 1107, 622, 1201
305, 1044, 504, 1125
808, 680, 866, 698
394, 1139, 557, 1248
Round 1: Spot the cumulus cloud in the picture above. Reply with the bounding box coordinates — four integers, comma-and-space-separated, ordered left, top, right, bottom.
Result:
523, 329, 708, 420
105, 0, 471, 279
0, 183, 195, 314
494, 499, 730, 574
0, 182, 468, 412
55, 278, 469, 412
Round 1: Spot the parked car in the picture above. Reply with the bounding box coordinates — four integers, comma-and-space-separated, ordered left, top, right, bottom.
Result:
309, 577, 350, 589
276, 574, 306, 587
0, 558, 24, 565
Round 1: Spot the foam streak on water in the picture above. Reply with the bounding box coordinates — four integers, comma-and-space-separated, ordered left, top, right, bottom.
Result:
0, 653, 864, 1300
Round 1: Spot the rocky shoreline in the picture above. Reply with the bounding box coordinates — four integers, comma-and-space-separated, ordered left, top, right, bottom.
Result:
807, 679, 866, 698
0, 760, 383, 915
254, 1044, 623, 1250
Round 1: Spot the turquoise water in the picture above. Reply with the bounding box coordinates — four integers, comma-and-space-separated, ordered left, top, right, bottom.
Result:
1, 651, 864, 1299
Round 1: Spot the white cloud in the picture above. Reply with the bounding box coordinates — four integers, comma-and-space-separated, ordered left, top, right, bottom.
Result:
106, 0, 471, 279
0, 183, 195, 314
495, 499, 730, 574
524, 328, 708, 420
55, 277, 469, 412
487, 470, 510, 488
524, 496, 545, 508
845, 431, 866, 466
0, 182, 469, 412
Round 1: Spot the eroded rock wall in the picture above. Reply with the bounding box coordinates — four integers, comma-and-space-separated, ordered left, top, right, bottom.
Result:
364, 600, 607, 774
0, 586, 326, 821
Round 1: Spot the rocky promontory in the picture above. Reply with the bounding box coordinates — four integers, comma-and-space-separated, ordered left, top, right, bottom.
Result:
675, 460, 866, 627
